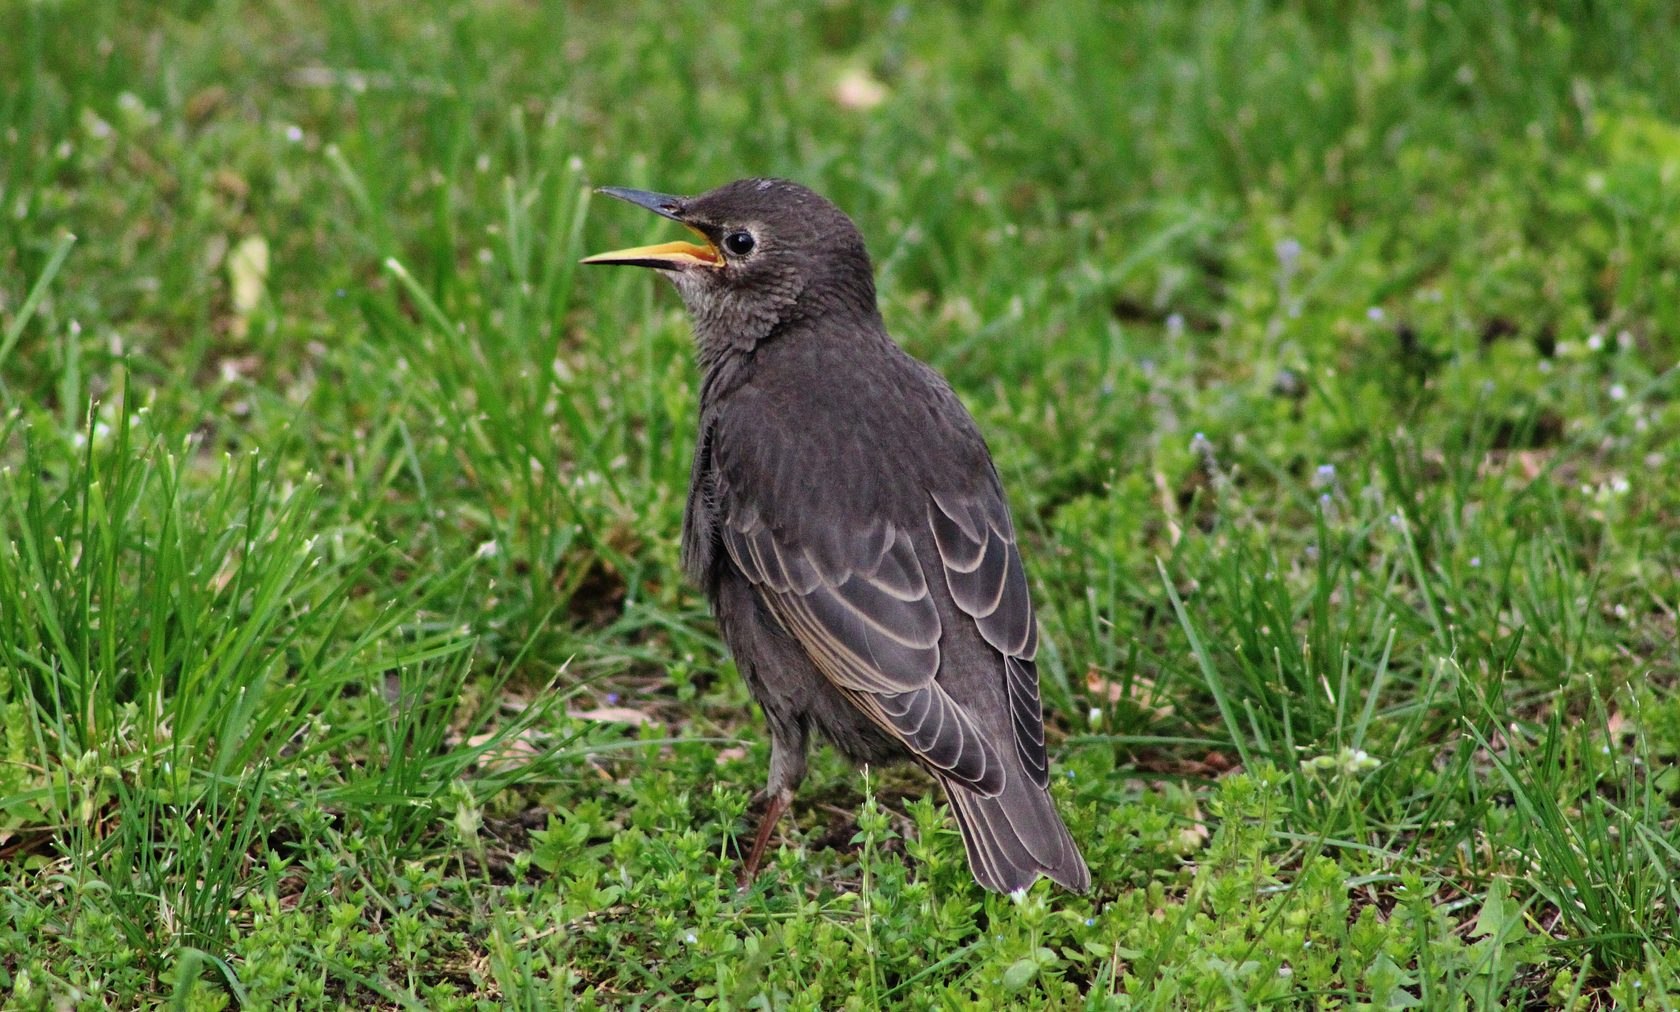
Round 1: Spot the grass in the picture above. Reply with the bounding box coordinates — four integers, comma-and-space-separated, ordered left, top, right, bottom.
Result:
3, 0, 1679, 1006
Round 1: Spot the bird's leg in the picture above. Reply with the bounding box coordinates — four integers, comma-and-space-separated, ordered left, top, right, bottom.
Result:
738, 720, 807, 885
740, 787, 793, 884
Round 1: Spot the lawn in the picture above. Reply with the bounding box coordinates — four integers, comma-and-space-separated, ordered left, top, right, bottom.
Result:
3, 0, 1680, 1007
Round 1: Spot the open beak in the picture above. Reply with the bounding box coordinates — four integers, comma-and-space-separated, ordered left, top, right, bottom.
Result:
580, 187, 722, 269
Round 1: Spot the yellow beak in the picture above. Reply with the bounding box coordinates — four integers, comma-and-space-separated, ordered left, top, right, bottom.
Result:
581, 186, 723, 269
580, 235, 720, 269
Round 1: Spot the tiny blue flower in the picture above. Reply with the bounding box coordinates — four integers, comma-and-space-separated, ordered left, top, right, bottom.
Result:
1275, 238, 1301, 271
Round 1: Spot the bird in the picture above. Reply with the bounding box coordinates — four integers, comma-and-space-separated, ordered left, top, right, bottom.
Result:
581, 178, 1089, 893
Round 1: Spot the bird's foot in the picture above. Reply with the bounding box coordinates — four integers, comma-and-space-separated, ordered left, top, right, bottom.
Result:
736, 788, 793, 888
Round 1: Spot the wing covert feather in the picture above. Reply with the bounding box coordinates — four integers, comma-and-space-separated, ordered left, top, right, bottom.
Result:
722, 509, 1004, 793
929, 490, 1051, 788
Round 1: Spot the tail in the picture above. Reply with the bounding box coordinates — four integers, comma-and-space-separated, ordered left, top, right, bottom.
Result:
943, 773, 1090, 893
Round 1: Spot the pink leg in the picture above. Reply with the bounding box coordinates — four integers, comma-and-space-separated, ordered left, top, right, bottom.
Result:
740, 789, 792, 885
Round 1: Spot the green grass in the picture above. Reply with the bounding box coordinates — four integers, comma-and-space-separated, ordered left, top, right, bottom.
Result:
3, 0, 1679, 1006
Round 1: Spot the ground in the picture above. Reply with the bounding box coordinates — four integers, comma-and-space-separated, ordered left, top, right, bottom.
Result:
3, 1, 1680, 1008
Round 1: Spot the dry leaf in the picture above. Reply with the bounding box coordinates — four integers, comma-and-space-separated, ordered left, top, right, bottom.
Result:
228, 235, 269, 314
1513, 450, 1549, 481
1174, 805, 1210, 855
226, 234, 269, 339
453, 728, 547, 773
568, 706, 655, 726
1086, 668, 1175, 720
833, 67, 887, 110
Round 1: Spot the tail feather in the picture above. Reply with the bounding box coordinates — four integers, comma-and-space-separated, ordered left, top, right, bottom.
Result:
943, 773, 1089, 893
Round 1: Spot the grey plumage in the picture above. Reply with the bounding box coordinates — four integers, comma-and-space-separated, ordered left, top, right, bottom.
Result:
582, 178, 1090, 893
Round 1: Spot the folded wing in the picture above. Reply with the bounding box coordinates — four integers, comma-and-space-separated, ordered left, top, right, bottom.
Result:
722, 510, 1005, 795
927, 489, 1049, 789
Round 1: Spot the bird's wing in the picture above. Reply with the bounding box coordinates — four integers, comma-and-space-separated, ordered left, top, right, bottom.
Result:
925, 487, 1049, 789
721, 505, 1006, 795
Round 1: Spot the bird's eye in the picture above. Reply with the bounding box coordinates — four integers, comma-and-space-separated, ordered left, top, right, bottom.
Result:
722, 231, 756, 256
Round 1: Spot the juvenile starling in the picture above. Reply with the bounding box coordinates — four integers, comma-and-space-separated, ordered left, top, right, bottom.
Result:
582, 179, 1090, 893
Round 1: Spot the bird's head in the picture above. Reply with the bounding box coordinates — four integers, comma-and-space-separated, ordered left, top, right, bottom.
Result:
582, 178, 879, 350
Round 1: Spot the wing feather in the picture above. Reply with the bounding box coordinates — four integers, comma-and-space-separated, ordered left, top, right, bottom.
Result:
929, 491, 1051, 788
724, 509, 1003, 792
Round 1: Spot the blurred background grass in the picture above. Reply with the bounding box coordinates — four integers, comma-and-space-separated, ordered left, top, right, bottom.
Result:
3, 1, 1680, 1006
